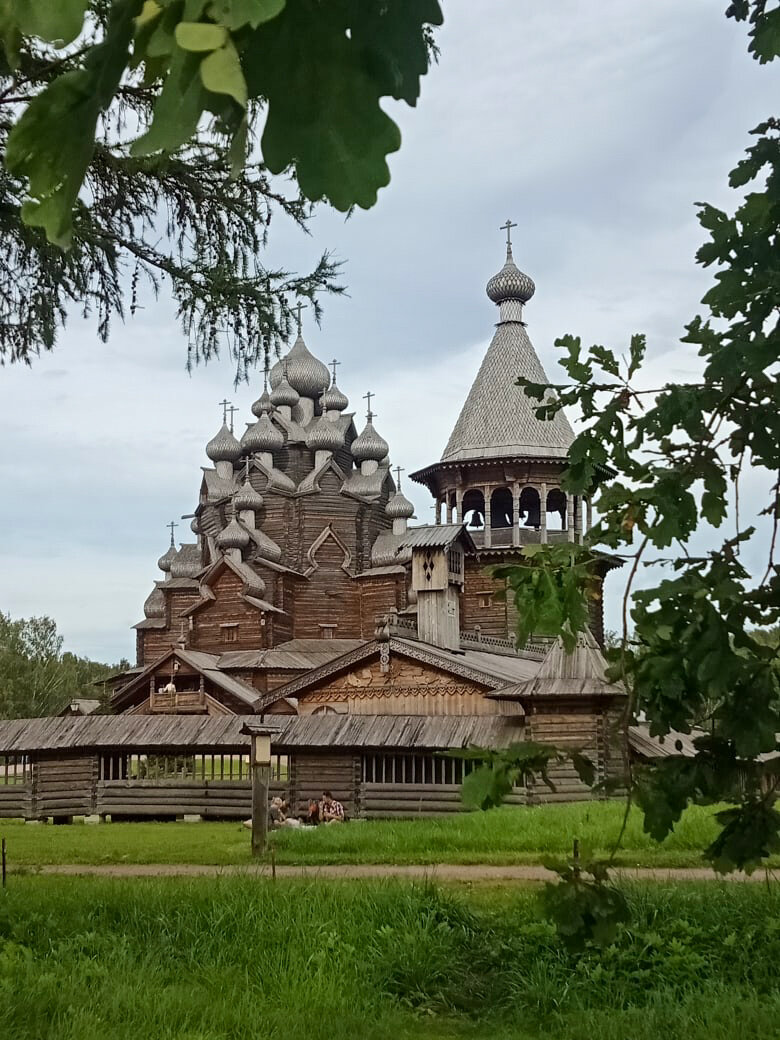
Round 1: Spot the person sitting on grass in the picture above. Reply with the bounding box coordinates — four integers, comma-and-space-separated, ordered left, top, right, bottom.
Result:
319, 790, 345, 824
304, 799, 320, 826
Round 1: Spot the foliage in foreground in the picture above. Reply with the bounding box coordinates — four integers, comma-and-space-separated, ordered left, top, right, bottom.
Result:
1, 877, 779, 1040
0, 1, 442, 368
0, 611, 123, 718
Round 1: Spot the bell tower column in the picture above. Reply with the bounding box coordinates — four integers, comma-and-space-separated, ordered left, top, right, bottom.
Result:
540, 482, 548, 544
483, 487, 492, 548
511, 482, 520, 548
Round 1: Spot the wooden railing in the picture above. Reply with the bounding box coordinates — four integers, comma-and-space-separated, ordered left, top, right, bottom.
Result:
149, 688, 207, 714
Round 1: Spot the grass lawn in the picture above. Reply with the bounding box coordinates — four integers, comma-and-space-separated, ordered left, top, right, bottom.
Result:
1, 876, 779, 1039
0, 800, 758, 869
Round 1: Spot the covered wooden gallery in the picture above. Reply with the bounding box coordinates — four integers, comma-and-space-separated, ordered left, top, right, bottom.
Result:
0, 708, 677, 823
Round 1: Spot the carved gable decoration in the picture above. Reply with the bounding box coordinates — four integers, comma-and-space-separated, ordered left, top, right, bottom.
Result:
304, 524, 353, 578
273, 648, 499, 717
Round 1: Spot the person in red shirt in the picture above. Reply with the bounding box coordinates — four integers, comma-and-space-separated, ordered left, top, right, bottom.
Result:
319, 790, 345, 823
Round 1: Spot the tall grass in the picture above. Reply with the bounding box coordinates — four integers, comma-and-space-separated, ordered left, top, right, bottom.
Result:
0, 878, 779, 1039
0, 801, 733, 868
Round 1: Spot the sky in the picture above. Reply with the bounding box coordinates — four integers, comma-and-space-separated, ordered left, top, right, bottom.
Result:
0, 1, 776, 662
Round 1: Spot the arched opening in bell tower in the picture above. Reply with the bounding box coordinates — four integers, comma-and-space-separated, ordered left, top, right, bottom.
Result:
489, 487, 513, 528
546, 488, 567, 530
462, 489, 485, 530
518, 486, 541, 528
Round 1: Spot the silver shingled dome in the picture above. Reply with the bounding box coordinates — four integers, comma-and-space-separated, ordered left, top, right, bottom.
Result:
241, 415, 284, 453
306, 416, 343, 453
233, 480, 264, 512
321, 381, 349, 412
352, 419, 389, 463
216, 516, 250, 550
386, 490, 415, 520
143, 587, 166, 619
486, 244, 535, 305
277, 335, 330, 397
251, 388, 273, 417
206, 423, 242, 463
157, 543, 177, 573
270, 374, 300, 408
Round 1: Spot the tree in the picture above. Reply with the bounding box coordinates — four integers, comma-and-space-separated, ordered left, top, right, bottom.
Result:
0, 610, 120, 717
0, 0, 442, 368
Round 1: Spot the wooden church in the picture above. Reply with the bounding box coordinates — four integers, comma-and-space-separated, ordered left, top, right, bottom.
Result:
104, 227, 623, 804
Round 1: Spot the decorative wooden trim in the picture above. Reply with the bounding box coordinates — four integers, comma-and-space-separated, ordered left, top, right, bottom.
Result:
303, 524, 353, 578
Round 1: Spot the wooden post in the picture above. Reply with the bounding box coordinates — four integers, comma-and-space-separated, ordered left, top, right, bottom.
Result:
1, 837, 6, 887
540, 482, 548, 544
250, 730, 272, 858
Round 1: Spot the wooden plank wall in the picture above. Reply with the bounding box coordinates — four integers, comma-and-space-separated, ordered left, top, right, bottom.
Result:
33, 754, 97, 818
524, 711, 603, 803
363, 782, 526, 818
289, 753, 361, 818
0, 785, 31, 818
95, 779, 286, 819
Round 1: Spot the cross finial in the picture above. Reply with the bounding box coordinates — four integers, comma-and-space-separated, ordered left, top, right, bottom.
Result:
166, 520, 178, 546
330, 358, 340, 384
500, 218, 517, 257
363, 390, 375, 422
393, 465, 404, 489
227, 404, 238, 433
244, 456, 252, 480
219, 398, 231, 424
295, 300, 307, 334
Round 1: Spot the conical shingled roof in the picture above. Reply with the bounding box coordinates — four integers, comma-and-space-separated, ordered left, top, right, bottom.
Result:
441, 318, 574, 463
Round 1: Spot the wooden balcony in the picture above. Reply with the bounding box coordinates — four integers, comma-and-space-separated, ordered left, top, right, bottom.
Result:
149, 689, 208, 714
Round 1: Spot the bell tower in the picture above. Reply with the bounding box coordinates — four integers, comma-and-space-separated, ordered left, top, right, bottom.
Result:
410, 223, 607, 644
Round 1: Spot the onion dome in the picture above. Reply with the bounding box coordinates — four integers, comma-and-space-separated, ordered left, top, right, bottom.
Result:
252, 528, 283, 563
190, 517, 200, 534
306, 415, 343, 453
486, 242, 535, 305
234, 480, 264, 512
270, 374, 300, 408
143, 587, 166, 619
352, 419, 389, 463
216, 516, 250, 550
251, 388, 273, 417
321, 381, 349, 413
241, 414, 284, 453
386, 490, 415, 520
278, 335, 330, 397
206, 423, 242, 463
170, 543, 202, 579
157, 542, 177, 573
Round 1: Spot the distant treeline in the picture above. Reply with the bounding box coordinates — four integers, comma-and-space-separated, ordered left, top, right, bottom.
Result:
0, 611, 127, 719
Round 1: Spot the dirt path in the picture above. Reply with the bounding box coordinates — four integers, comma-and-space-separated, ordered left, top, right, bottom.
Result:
26, 863, 770, 882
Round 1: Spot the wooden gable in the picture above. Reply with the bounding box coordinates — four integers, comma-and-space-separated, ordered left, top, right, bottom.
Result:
281, 648, 501, 718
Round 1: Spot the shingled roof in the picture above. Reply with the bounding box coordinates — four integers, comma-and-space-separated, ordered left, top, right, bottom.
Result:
441, 321, 574, 464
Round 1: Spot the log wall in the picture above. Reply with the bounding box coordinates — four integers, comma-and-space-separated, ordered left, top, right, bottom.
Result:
289, 752, 361, 818
0, 785, 31, 818
33, 754, 97, 818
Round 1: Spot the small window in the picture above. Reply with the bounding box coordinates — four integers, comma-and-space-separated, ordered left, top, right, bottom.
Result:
478, 594, 492, 609
221, 624, 239, 643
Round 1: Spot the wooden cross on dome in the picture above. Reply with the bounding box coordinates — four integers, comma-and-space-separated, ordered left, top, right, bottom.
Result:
219, 398, 231, 424
363, 390, 375, 421
227, 404, 238, 433
500, 218, 517, 248
394, 465, 404, 489
166, 520, 178, 546
295, 300, 307, 334
330, 358, 340, 383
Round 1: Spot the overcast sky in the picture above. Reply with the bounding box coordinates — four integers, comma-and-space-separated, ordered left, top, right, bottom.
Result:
0, 1, 775, 662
